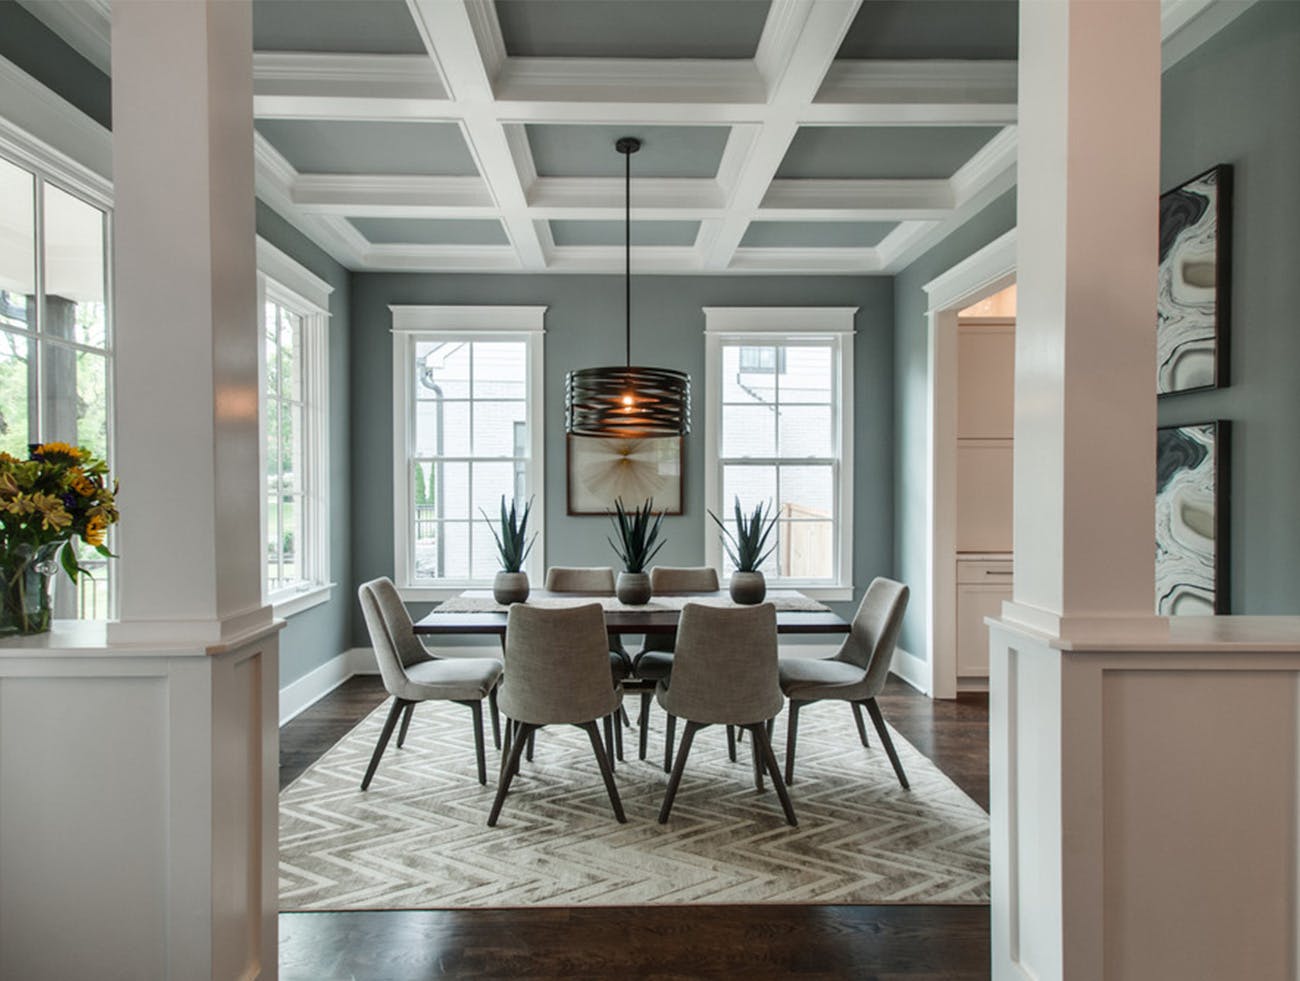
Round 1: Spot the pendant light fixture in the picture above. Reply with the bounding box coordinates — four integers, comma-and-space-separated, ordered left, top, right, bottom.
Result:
565, 137, 691, 439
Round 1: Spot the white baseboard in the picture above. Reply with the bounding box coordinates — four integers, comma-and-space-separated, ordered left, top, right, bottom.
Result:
890, 646, 932, 695
278, 647, 376, 725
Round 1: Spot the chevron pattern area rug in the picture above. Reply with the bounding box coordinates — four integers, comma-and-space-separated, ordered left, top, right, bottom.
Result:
279, 698, 989, 910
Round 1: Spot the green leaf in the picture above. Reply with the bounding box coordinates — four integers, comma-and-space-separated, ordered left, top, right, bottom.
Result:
59, 541, 82, 583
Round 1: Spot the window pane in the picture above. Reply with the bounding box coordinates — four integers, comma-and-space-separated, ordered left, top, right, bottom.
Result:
472, 400, 525, 456
43, 183, 107, 350
281, 493, 305, 587
74, 350, 109, 459
471, 461, 517, 517
0, 330, 31, 455
436, 460, 469, 519
417, 340, 470, 398
415, 399, 469, 457
279, 311, 301, 402
472, 342, 526, 398
780, 464, 834, 518
722, 464, 776, 514
470, 519, 501, 580
0, 157, 35, 333
439, 521, 471, 580
721, 404, 776, 457
266, 494, 281, 591
777, 404, 833, 457
776, 520, 834, 579
780, 346, 833, 403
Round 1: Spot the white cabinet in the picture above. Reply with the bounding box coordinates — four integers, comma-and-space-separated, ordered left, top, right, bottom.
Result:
956, 558, 1013, 680
956, 441, 1014, 551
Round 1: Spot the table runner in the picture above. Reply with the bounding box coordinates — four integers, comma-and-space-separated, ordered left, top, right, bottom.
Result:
434, 589, 830, 614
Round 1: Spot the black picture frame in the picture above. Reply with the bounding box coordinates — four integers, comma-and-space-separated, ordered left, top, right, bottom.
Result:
566, 435, 684, 516
1157, 163, 1232, 396
1155, 420, 1230, 615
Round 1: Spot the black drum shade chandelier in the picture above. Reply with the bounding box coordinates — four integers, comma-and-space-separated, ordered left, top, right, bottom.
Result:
565, 137, 691, 439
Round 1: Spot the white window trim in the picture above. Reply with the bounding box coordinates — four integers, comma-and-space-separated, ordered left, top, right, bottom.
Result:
703, 307, 856, 601
257, 239, 334, 618
391, 305, 546, 602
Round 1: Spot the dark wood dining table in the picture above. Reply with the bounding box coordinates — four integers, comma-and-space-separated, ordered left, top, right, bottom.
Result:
412, 589, 851, 638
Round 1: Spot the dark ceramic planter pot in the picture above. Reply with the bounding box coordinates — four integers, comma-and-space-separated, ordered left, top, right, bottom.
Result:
729, 571, 767, 605
616, 571, 652, 606
493, 571, 530, 606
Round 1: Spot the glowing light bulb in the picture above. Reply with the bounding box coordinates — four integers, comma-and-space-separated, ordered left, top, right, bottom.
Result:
622, 394, 634, 408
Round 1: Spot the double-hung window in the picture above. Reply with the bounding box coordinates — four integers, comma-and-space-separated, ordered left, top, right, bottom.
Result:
257, 239, 332, 617
704, 307, 855, 599
0, 146, 113, 618
392, 306, 545, 599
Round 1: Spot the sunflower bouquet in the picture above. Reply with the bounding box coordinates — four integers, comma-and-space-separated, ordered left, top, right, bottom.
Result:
0, 442, 119, 634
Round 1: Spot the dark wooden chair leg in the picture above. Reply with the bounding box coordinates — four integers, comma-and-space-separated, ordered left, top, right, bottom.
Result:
658, 720, 701, 823
469, 701, 486, 785
488, 722, 535, 826
580, 721, 627, 823
785, 700, 802, 785
864, 698, 910, 790
620, 704, 631, 728
726, 724, 737, 763
752, 723, 798, 826
851, 700, 870, 747
500, 717, 513, 777
396, 701, 416, 748
603, 713, 617, 771
525, 729, 535, 763
489, 685, 501, 750
361, 698, 407, 790
663, 713, 677, 773
638, 690, 652, 761
750, 725, 765, 793
614, 709, 624, 761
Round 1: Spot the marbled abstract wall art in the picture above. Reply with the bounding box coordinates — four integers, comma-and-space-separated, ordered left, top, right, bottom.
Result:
1158, 165, 1232, 395
1156, 422, 1228, 615
567, 435, 683, 515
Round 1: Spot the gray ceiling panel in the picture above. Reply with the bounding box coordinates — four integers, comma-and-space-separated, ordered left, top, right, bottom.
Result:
550, 220, 701, 247
837, 0, 1019, 60
255, 120, 479, 176
253, 0, 428, 54
527, 124, 730, 178
740, 221, 897, 248
777, 126, 1002, 180
350, 218, 510, 246
495, 0, 771, 59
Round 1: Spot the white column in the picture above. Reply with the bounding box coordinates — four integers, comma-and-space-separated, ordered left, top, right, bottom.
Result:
1008, 0, 1162, 639
110, 0, 269, 646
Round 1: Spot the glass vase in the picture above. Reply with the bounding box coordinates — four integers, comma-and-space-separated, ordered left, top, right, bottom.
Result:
0, 542, 61, 637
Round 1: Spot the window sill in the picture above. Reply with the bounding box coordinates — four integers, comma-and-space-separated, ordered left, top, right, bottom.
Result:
270, 583, 335, 619
774, 585, 855, 602
398, 583, 492, 603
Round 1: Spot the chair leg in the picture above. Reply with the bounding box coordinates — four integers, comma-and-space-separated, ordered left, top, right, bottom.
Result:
469, 701, 486, 785
663, 713, 677, 774
850, 700, 870, 747
638, 691, 652, 761
526, 729, 535, 763
785, 700, 802, 785
864, 698, 910, 790
580, 721, 627, 823
752, 723, 798, 827
614, 709, 624, 761
604, 714, 617, 771
396, 701, 416, 749
488, 722, 535, 826
620, 704, 632, 728
361, 698, 407, 790
750, 725, 765, 793
658, 720, 701, 823
489, 685, 501, 750
726, 724, 736, 763
500, 717, 513, 778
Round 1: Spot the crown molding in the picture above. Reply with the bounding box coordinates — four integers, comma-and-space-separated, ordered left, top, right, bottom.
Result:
759, 179, 953, 220
16, 0, 111, 75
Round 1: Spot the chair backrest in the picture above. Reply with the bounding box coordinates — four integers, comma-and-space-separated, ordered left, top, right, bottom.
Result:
544, 566, 615, 594
834, 577, 910, 696
650, 566, 720, 592
500, 603, 620, 725
357, 577, 432, 697
660, 603, 783, 726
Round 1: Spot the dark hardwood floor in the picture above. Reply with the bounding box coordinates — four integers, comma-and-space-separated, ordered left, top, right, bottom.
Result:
279, 675, 991, 979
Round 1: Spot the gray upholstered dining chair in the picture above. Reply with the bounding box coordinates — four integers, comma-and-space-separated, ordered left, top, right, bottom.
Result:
633, 566, 720, 763
356, 577, 503, 789
488, 603, 626, 826
656, 602, 796, 826
779, 577, 911, 789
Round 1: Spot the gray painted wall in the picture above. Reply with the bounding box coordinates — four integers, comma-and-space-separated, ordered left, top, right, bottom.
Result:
255, 202, 355, 684
1159, 0, 1300, 615
0, 2, 111, 128
891, 190, 1017, 659
349, 274, 894, 645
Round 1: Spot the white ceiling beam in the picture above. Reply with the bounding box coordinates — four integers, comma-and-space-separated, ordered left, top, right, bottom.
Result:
292, 175, 496, 217
527, 178, 727, 219
759, 179, 953, 220
252, 53, 453, 120
808, 61, 1017, 125
360, 245, 524, 272
16, 0, 112, 75
406, 0, 547, 269
545, 246, 705, 274
704, 0, 865, 270
729, 247, 885, 273
253, 133, 365, 269
493, 58, 767, 109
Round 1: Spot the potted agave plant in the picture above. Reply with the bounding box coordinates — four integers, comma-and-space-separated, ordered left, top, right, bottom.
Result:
709, 497, 776, 605
480, 495, 535, 605
607, 497, 666, 606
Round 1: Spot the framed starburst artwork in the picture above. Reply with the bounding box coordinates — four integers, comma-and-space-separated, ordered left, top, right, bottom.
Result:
566, 435, 683, 515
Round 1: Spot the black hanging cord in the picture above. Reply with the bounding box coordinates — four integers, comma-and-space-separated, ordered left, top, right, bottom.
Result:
616, 136, 640, 368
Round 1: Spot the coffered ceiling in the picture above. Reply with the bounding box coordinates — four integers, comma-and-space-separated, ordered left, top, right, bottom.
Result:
18, 0, 1249, 275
